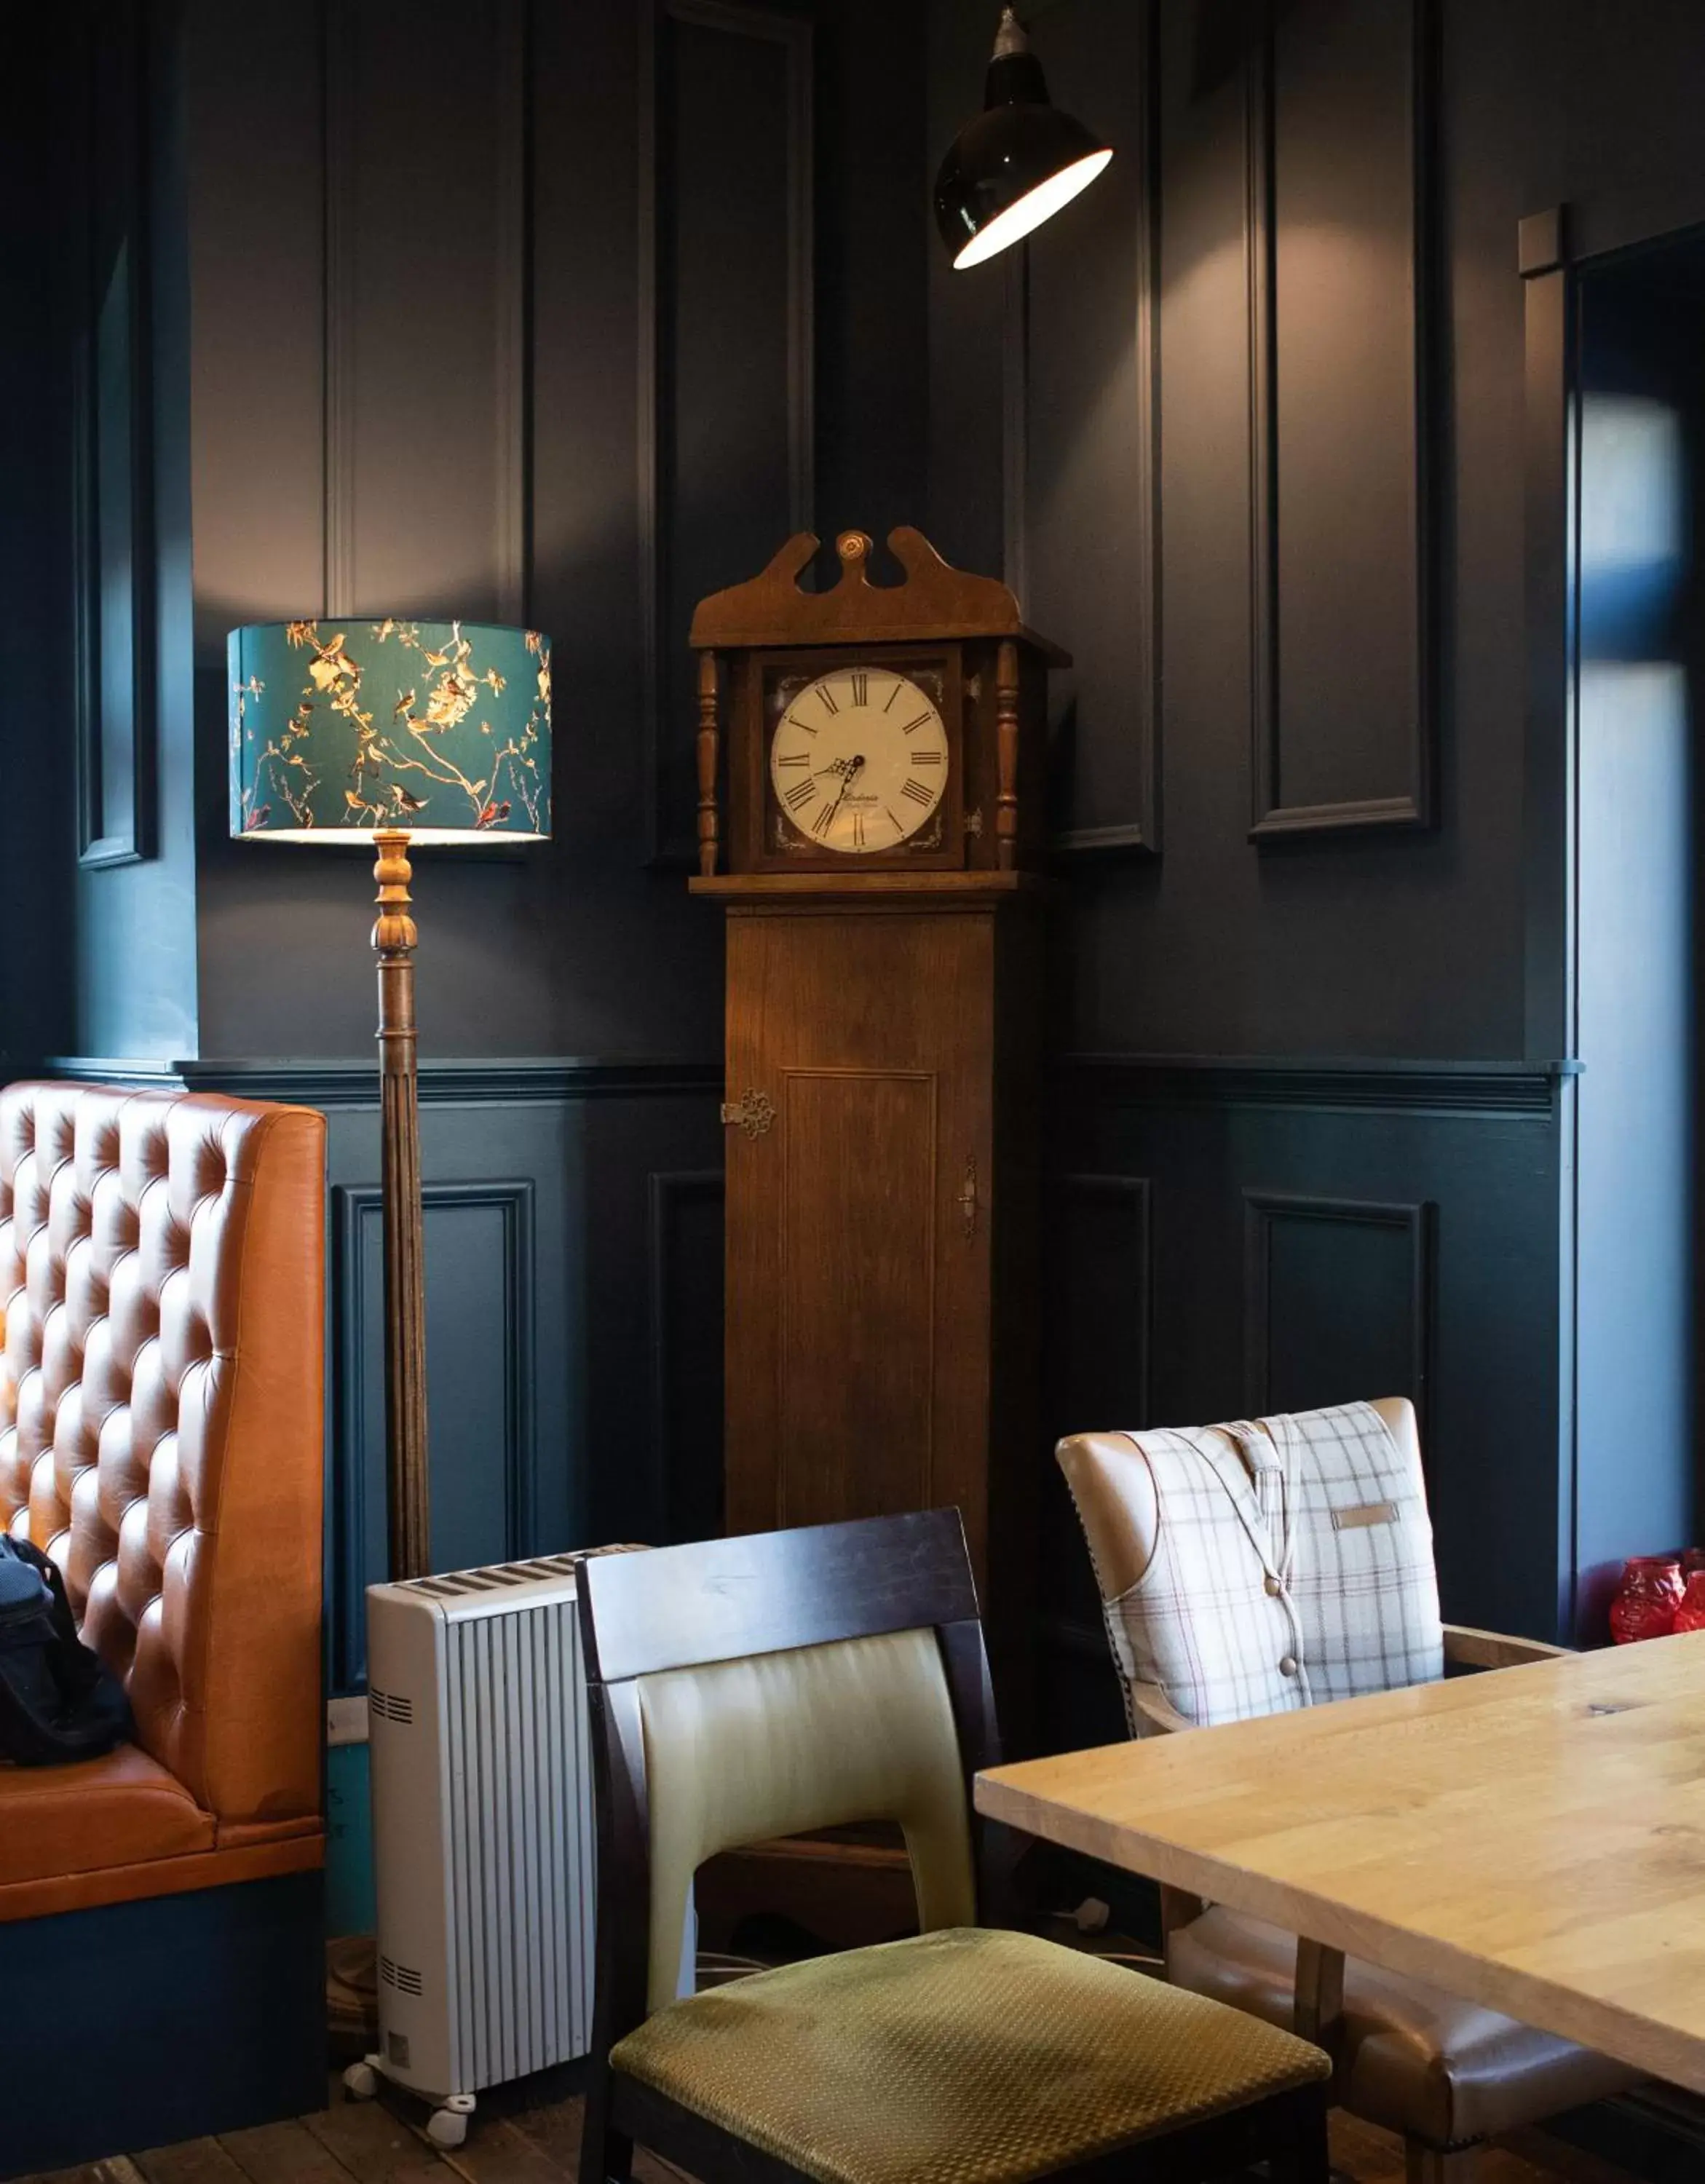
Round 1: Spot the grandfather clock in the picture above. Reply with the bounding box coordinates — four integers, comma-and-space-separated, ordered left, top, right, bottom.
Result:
689, 526, 1067, 1702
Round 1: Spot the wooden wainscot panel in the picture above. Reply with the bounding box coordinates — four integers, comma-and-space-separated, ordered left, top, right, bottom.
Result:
323, 0, 530, 620
1243, 1188, 1435, 1433
1015, 0, 1162, 858
332, 1180, 538, 1691
74, 0, 156, 869
1247, 0, 1437, 839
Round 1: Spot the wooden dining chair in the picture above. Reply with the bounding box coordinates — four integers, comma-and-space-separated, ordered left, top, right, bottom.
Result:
1057, 1397, 1642, 2184
576, 1508, 1332, 2184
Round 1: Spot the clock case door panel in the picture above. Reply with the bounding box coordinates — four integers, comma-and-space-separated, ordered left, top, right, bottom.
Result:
722, 898, 1042, 1688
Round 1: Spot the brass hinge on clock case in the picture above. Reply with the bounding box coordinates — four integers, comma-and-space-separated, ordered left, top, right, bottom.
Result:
721, 1088, 775, 1139
957, 1156, 978, 1240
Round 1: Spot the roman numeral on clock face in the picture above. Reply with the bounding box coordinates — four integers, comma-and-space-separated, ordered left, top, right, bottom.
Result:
911, 749, 942, 766
783, 780, 815, 811
811, 802, 836, 836
899, 713, 933, 736
817, 683, 839, 716
850, 810, 866, 850
901, 777, 934, 806
783, 713, 817, 736
850, 671, 868, 707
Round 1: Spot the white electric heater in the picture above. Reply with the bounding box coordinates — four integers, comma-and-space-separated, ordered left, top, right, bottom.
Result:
343, 1549, 692, 2147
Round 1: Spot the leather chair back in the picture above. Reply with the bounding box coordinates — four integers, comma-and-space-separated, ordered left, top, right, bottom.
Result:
0, 1082, 326, 1830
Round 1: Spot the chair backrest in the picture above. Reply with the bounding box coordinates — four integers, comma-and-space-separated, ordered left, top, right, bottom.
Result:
577, 1509, 995, 2025
0, 1081, 326, 1827
1058, 1397, 1443, 1732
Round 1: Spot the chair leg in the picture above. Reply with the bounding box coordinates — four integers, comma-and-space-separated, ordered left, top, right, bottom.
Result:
579, 2071, 634, 2184
1272, 2086, 1332, 2183
1404, 2135, 1482, 2184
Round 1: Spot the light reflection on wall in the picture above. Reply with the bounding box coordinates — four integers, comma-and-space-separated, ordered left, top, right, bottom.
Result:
1580, 395, 1683, 574
1573, 382, 1692, 1573
1579, 395, 1686, 661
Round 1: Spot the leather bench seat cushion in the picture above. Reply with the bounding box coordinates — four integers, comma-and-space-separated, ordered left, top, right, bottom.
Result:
0, 1742, 215, 1887
612, 1926, 1329, 2184
1169, 1906, 1642, 2145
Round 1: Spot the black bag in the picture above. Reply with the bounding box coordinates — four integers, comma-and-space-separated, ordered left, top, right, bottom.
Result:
0, 1535, 134, 1765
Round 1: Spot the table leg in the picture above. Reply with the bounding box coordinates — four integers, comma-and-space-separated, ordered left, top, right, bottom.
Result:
1294, 1936, 1347, 2071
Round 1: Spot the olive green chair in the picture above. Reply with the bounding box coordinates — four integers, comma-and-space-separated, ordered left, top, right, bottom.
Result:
575, 1508, 1332, 2184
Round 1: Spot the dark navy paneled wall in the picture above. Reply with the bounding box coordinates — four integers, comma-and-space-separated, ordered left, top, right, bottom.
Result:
11, 1, 929, 1655
15, 0, 1705, 1714
0, 41, 78, 1074
178, 0, 925, 1064
312, 1061, 723, 1693
925, 0, 1705, 1662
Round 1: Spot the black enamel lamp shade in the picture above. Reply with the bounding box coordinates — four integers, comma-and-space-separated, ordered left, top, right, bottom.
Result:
935, 7, 1112, 270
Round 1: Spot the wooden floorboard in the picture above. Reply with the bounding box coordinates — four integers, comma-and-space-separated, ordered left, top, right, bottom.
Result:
215, 2122, 360, 2184
15, 2091, 1645, 2184
132, 2143, 253, 2184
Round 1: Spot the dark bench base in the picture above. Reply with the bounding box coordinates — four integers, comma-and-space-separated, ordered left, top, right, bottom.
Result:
0, 1867, 325, 2180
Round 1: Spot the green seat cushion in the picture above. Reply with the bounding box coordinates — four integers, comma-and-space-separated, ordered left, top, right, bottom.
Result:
611, 1926, 1329, 2184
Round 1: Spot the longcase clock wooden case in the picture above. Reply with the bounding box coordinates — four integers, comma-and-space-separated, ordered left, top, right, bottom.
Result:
689, 528, 1067, 1701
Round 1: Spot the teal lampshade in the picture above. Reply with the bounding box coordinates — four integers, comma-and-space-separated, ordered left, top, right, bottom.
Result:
228, 618, 551, 843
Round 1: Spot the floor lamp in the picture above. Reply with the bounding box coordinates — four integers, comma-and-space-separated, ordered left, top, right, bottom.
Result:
228, 615, 553, 1580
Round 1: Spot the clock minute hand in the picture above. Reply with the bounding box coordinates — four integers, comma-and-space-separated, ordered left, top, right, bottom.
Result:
819, 754, 864, 832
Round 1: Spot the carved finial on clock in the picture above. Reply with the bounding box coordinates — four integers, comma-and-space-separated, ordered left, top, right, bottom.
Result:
836, 529, 874, 575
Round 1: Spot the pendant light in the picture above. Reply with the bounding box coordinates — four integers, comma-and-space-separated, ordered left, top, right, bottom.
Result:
934, 6, 1113, 271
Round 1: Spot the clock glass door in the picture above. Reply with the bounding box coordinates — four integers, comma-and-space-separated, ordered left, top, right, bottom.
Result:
768, 666, 949, 854
759, 652, 962, 869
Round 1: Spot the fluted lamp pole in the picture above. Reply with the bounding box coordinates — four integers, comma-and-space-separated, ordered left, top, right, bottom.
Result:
229, 617, 553, 1580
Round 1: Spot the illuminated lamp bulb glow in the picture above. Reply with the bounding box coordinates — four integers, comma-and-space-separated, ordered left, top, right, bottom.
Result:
952, 146, 1114, 269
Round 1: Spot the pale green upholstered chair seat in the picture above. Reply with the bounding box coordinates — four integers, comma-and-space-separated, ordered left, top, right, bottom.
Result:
612, 1925, 1329, 2184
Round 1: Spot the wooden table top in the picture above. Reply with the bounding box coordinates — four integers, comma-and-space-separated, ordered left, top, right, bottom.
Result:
977, 1632, 1705, 2092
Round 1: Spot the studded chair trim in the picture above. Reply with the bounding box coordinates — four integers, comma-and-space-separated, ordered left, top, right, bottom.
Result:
0, 1082, 326, 1831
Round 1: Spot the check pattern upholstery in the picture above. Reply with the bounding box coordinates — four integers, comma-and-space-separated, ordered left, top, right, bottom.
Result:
1093, 1401, 1443, 1731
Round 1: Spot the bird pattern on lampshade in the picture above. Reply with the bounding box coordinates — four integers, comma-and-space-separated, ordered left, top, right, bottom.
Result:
229, 618, 551, 843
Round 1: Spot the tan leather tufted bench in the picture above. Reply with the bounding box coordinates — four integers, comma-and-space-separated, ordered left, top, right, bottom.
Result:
0, 1080, 328, 2173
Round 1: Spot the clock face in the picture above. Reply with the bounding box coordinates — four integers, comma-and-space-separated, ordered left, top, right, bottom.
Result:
768, 666, 951, 856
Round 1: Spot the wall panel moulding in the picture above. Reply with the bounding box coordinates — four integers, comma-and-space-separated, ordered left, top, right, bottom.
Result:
1246, 0, 1438, 840
640, 0, 815, 866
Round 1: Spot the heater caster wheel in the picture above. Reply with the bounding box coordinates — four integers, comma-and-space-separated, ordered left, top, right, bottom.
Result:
428, 2098, 475, 2148
343, 2060, 380, 2101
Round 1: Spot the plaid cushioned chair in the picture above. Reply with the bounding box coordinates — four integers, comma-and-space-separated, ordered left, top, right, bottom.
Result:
1057, 1397, 1642, 2184
576, 1509, 1332, 2184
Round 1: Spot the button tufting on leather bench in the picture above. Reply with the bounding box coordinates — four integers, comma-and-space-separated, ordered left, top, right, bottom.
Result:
0, 1081, 327, 1920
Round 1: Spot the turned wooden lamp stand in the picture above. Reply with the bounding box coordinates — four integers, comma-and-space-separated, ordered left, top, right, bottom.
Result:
371, 828, 431, 1575
229, 617, 553, 2051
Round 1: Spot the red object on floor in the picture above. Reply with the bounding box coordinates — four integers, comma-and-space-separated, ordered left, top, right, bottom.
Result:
1672, 1572, 1705, 1635
1609, 1556, 1684, 1644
